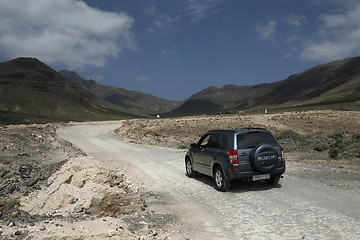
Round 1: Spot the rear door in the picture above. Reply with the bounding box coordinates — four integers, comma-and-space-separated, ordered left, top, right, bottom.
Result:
202, 133, 220, 171
236, 131, 279, 171
194, 133, 221, 175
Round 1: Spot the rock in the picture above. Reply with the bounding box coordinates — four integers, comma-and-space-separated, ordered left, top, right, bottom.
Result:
19, 165, 32, 179
6, 184, 18, 194
14, 230, 22, 236
18, 153, 30, 157
37, 135, 44, 141
0, 170, 9, 178
74, 206, 84, 213
25, 178, 38, 187
69, 198, 78, 204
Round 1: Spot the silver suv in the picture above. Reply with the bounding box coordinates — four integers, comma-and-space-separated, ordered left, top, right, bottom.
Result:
185, 128, 285, 191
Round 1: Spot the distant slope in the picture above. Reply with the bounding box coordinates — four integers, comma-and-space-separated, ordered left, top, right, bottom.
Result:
0, 58, 143, 124
59, 70, 182, 115
165, 57, 360, 116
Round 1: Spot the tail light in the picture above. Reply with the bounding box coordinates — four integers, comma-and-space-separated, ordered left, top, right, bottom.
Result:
280, 146, 285, 161
228, 150, 239, 169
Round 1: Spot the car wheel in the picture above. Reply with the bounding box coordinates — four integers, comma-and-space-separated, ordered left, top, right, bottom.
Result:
214, 167, 230, 192
185, 158, 197, 178
265, 175, 281, 185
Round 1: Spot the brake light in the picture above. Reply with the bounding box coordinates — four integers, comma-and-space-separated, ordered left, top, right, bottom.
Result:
228, 150, 239, 169
280, 146, 285, 160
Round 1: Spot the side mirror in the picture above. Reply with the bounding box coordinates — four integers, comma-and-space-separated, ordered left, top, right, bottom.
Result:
190, 143, 197, 149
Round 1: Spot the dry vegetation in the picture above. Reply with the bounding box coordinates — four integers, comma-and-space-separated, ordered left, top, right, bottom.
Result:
1, 110, 359, 239
116, 110, 360, 161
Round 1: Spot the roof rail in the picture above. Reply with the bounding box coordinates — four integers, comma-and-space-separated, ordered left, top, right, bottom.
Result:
240, 127, 267, 130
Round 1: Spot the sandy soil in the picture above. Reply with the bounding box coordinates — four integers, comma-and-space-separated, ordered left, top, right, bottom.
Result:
117, 110, 360, 148
116, 110, 360, 193
0, 123, 181, 239
117, 110, 360, 171
0, 110, 359, 239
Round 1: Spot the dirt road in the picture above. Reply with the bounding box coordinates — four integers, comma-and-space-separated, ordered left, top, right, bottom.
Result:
58, 123, 360, 240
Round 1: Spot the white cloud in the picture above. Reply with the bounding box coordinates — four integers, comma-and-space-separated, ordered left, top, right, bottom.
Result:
135, 75, 149, 83
143, 4, 157, 17
301, 2, 360, 61
143, 4, 176, 33
161, 49, 179, 57
181, 0, 224, 25
88, 74, 105, 81
286, 14, 307, 27
256, 20, 278, 41
153, 20, 165, 29
143, 0, 223, 33
130, 69, 149, 83
0, 0, 136, 68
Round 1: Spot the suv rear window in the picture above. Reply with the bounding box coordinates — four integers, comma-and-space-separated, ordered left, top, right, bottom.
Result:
236, 131, 278, 149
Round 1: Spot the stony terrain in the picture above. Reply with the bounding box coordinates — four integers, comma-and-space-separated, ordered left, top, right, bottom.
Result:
117, 110, 360, 193
1, 110, 359, 239
0, 124, 181, 239
117, 110, 360, 156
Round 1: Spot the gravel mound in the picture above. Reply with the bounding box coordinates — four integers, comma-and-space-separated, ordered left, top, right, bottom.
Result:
0, 124, 182, 239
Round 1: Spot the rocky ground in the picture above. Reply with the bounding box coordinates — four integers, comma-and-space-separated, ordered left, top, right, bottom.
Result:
117, 110, 360, 149
0, 124, 181, 239
0, 110, 359, 239
116, 110, 360, 193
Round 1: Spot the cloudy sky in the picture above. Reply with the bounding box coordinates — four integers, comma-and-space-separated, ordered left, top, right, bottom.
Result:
1, 0, 360, 100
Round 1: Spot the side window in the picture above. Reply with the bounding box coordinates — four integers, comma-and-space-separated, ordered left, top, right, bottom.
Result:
220, 134, 228, 149
198, 135, 210, 148
207, 134, 220, 149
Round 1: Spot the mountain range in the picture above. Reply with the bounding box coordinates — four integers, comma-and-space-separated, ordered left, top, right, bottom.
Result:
0, 58, 143, 124
59, 70, 182, 115
164, 57, 360, 116
1, 56, 359, 124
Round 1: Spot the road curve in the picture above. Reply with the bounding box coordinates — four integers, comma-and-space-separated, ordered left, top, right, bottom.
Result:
58, 124, 360, 240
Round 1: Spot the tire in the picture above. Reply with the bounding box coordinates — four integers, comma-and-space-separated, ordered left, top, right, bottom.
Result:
213, 167, 230, 192
251, 144, 279, 173
265, 175, 281, 185
185, 158, 197, 178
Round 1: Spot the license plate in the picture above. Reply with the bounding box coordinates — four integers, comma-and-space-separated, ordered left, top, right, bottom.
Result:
252, 174, 270, 181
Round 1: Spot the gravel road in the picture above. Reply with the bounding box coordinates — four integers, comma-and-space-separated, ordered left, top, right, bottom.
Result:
58, 123, 360, 240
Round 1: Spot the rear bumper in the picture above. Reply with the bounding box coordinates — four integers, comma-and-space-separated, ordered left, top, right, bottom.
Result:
227, 166, 286, 181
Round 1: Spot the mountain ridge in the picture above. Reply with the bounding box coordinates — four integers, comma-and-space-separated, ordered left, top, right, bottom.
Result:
0, 58, 143, 124
164, 57, 360, 116
59, 70, 182, 115
1, 56, 360, 124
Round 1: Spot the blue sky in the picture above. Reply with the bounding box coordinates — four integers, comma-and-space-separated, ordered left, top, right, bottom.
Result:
1, 0, 360, 100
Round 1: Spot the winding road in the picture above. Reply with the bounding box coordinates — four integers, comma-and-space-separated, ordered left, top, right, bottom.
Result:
58, 123, 360, 240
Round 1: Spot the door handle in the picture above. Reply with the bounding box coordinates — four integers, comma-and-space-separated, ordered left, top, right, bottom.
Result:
239, 153, 247, 156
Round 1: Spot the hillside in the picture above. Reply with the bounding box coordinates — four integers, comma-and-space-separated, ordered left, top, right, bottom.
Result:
59, 70, 182, 115
0, 58, 143, 124
165, 57, 360, 116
